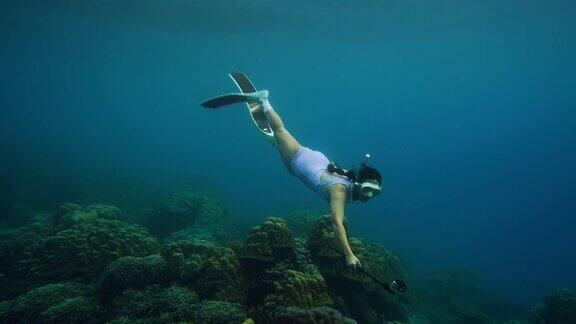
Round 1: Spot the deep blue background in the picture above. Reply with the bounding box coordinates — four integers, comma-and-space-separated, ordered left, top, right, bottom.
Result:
1, 0, 575, 306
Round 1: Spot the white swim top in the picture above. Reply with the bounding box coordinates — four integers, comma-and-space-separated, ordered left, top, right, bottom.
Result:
288, 147, 354, 202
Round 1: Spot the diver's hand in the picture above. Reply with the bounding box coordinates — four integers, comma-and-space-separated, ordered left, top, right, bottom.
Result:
346, 253, 362, 269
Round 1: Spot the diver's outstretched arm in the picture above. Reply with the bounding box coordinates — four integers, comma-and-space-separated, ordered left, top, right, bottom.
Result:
330, 186, 362, 268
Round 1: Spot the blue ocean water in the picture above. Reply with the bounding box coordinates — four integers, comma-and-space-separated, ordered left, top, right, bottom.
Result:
1, 0, 575, 309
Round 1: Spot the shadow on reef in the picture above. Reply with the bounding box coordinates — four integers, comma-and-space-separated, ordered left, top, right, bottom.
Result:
0, 189, 566, 323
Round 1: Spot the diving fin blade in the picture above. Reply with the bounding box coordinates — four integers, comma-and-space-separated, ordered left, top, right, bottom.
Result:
200, 93, 250, 109
200, 91, 268, 109
229, 72, 257, 93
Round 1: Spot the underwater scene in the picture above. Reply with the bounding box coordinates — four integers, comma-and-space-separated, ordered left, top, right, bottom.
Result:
1, 0, 575, 323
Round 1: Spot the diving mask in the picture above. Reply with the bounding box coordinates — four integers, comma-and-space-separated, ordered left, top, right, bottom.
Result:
359, 181, 381, 197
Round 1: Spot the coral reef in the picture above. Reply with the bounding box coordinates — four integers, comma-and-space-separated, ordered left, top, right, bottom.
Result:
239, 217, 304, 314
194, 300, 247, 324
83, 204, 122, 220
41, 296, 104, 324
294, 237, 322, 275
532, 288, 576, 324
240, 217, 296, 269
0, 196, 537, 324
53, 203, 122, 230
109, 284, 199, 322
0, 282, 93, 323
456, 311, 497, 324
308, 215, 344, 263
165, 227, 216, 244
0, 222, 51, 299
262, 270, 333, 313
274, 306, 358, 324
98, 255, 170, 295
307, 216, 411, 324
162, 240, 246, 302
21, 219, 160, 281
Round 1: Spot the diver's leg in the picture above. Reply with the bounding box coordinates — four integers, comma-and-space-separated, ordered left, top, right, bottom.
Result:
259, 98, 303, 168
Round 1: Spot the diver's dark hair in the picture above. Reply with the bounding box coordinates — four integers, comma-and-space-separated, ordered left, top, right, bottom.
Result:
358, 166, 382, 184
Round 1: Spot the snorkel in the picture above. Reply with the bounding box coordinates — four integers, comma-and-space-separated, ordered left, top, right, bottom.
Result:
361, 153, 371, 166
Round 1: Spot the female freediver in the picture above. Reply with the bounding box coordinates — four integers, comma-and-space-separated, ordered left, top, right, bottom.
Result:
201, 75, 383, 269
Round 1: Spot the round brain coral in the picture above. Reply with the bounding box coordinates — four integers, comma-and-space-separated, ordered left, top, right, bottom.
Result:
240, 217, 295, 268
262, 270, 333, 317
